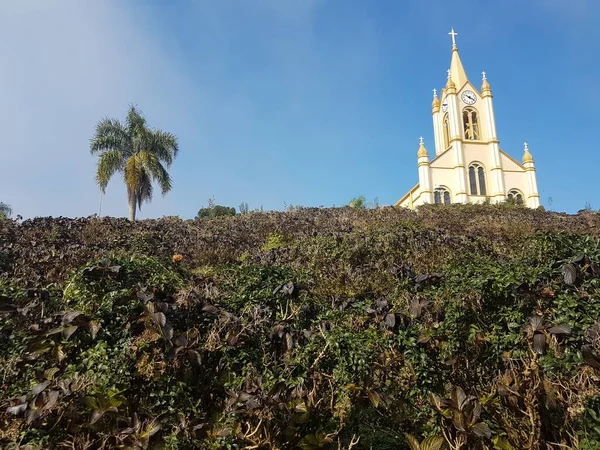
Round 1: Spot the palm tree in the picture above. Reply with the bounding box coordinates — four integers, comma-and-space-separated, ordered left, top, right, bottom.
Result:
90, 105, 179, 221
0, 202, 12, 219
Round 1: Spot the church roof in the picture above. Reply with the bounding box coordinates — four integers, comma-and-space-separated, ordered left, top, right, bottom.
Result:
447, 28, 469, 90
449, 45, 469, 90
395, 183, 419, 207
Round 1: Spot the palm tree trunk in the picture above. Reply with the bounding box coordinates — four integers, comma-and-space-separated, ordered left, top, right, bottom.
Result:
128, 199, 136, 221
127, 186, 137, 221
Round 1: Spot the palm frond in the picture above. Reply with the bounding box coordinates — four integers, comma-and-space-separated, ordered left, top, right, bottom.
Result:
90, 118, 131, 155
148, 129, 179, 166
124, 155, 142, 194
136, 170, 153, 211
126, 105, 147, 140
138, 151, 172, 195
95, 150, 126, 192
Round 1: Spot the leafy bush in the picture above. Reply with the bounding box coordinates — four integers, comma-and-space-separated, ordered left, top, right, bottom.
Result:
1, 206, 600, 448
197, 205, 236, 219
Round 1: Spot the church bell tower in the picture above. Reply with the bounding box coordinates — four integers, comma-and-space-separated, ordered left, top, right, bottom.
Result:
397, 29, 540, 209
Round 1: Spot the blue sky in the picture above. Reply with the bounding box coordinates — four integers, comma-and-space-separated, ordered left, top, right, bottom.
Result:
1, 0, 598, 219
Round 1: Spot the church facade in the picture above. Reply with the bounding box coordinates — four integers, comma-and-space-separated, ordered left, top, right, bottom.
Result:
396, 30, 540, 209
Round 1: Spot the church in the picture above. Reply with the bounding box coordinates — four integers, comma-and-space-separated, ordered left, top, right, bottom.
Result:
396, 29, 540, 209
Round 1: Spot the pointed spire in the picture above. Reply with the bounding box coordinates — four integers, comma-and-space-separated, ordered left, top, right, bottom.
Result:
522, 142, 534, 164
481, 71, 492, 96
445, 69, 456, 91
418, 137, 429, 158
432, 88, 440, 112
448, 28, 468, 89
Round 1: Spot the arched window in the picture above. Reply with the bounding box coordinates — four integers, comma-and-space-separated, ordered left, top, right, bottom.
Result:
468, 163, 487, 195
507, 189, 523, 204
434, 187, 451, 206
463, 107, 480, 140
443, 114, 450, 149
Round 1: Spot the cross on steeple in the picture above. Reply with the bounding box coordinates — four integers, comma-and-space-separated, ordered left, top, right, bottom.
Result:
419, 136, 424, 145
482, 71, 487, 80
524, 142, 529, 150
448, 28, 458, 47
433, 88, 438, 98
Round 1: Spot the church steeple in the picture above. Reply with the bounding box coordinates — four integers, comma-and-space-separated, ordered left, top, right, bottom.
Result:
448, 28, 469, 89
396, 29, 541, 210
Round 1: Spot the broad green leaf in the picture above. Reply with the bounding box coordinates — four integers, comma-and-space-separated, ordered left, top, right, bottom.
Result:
421, 436, 444, 450
43, 390, 60, 410
84, 396, 99, 409
404, 434, 421, 450
150, 312, 166, 327
368, 390, 381, 408
582, 345, 600, 368
533, 333, 546, 354
30, 381, 50, 396
548, 324, 571, 335
453, 411, 466, 431
430, 393, 442, 410
452, 386, 467, 410
61, 325, 79, 340
44, 367, 60, 380
90, 409, 105, 425
492, 436, 515, 450
472, 422, 492, 438
141, 421, 161, 438
7, 403, 27, 415
562, 263, 577, 285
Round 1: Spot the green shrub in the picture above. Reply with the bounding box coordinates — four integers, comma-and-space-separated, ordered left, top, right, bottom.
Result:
3, 208, 600, 449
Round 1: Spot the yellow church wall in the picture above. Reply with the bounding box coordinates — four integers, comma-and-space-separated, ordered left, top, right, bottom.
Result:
462, 143, 492, 168
429, 149, 454, 168
397, 184, 420, 208
499, 152, 524, 172
502, 171, 529, 197
429, 167, 456, 193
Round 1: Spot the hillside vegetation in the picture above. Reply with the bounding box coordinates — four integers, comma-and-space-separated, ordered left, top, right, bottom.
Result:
1, 205, 600, 449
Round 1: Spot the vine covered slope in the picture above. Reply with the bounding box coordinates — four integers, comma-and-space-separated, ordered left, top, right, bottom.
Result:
1, 204, 600, 449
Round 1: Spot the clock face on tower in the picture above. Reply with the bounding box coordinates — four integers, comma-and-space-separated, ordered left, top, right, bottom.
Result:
461, 90, 477, 105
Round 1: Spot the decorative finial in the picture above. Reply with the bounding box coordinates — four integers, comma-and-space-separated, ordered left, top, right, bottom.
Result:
417, 136, 428, 158
448, 28, 458, 47
482, 71, 487, 81
522, 142, 533, 164
433, 88, 438, 99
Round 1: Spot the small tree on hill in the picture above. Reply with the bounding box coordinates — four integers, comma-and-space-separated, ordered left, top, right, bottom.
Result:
197, 198, 236, 219
348, 196, 380, 209
0, 202, 12, 219
197, 205, 236, 219
349, 196, 367, 209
